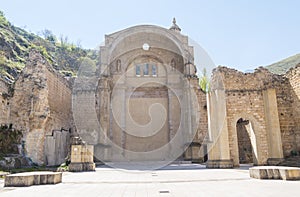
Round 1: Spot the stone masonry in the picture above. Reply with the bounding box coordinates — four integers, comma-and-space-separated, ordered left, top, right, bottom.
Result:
8, 50, 73, 165
207, 65, 300, 167
1, 22, 300, 168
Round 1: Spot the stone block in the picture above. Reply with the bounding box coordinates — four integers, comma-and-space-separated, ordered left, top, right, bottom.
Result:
4, 173, 34, 187
69, 162, 95, 172
206, 160, 233, 168
4, 171, 62, 187
249, 166, 300, 180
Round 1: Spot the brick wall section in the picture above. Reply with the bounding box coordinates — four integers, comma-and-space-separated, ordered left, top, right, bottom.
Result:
274, 77, 295, 156
285, 64, 300, 153
226, 90, 268, 164
212, 66, 300, 164
45, 67, 72, 134
195, 88, 208, 144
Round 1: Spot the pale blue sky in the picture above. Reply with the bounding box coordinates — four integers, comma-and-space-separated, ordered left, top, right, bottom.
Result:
1, 0, 300, 71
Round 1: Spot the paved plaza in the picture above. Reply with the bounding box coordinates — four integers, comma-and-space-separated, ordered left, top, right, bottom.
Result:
0, 164, 299, 197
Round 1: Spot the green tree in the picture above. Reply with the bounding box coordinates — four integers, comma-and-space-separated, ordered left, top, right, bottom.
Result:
40, 29, 57, 43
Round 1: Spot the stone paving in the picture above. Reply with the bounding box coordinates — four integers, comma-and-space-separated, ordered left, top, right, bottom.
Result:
0, 164, 299, 197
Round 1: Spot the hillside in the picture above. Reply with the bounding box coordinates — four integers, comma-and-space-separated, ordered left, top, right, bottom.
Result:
0, 11, 97, 84
266, 53, 300, 75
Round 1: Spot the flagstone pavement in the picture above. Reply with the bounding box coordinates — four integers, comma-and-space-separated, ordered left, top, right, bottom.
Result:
0, 163, 299, 197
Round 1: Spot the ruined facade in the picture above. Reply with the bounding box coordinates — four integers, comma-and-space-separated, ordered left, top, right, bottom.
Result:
0, 20, 300, 168
207, 65, 300, 167
73, 21, 207, 162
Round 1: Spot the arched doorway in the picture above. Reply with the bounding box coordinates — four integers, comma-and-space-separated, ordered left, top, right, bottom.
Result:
236, 118, 253, 164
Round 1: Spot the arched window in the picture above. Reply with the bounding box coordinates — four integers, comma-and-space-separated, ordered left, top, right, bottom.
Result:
152, 64, 157, 76
136, 65, 141, 76
144, 64, 149, 76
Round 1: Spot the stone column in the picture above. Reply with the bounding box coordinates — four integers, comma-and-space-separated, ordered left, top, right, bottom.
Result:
206, 90, 233, 168
121, 87, 126, 155
263, 88, 284, 165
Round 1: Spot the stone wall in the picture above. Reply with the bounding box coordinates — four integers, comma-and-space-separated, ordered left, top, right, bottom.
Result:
195, 86, 208, 144
9, 51, 72, 165
209, 66, 300, 166
285, 64, 300, 154
0, 79, 10, 124
45, 129, 70, 166
184, 80, 208, 161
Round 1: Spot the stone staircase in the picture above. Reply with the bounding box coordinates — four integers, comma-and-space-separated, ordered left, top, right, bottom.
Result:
277, 156, 300, 167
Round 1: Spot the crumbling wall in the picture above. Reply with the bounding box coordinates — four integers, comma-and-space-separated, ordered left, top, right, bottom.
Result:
9, 51, 72, 165
45, 65, 72, 134
214, 66, 299, 162
214, 67, 272, 165
285, 64, 300, 154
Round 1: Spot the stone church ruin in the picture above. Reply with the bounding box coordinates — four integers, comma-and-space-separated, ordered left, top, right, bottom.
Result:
0, 19, 299, 168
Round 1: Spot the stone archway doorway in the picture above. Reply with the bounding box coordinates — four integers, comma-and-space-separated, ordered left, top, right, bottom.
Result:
236, 118, 254, 164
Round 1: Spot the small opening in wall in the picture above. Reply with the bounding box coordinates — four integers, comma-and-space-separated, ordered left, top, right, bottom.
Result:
281, 113, 284, 116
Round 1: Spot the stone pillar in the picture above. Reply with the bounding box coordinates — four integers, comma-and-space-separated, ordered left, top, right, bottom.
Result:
69, 144, 95, 172
120, 87, 126, 155
167, 89, 172, 142
206, 90, 233, 168
263, 89, 284, 165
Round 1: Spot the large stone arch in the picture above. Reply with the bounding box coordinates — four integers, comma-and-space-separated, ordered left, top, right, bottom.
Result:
100, 25, 193, 76
106, 25, 189, 62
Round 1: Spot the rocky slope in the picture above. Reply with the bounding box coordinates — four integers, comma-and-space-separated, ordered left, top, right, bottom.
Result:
0, 11, 97, 85
266, 53, 300, 75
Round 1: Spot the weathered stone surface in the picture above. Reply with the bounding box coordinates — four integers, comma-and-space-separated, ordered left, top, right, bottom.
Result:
1, 24, 300, 169
0, 155, 30, 169
0, 78, 10, 124
68, 163, 96, 172
69, 145, 95, 172
4, 171, 62, 187
8, 50, 73, 165
207, 65, 300, 167
249, 166, 300, 180
206, 160, 233, 168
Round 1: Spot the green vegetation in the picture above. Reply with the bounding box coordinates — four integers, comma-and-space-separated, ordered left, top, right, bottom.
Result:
199, 68, 210, 93
0, 10, 98, 83
0, 124, 22, 155
266, 53, 300, 75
